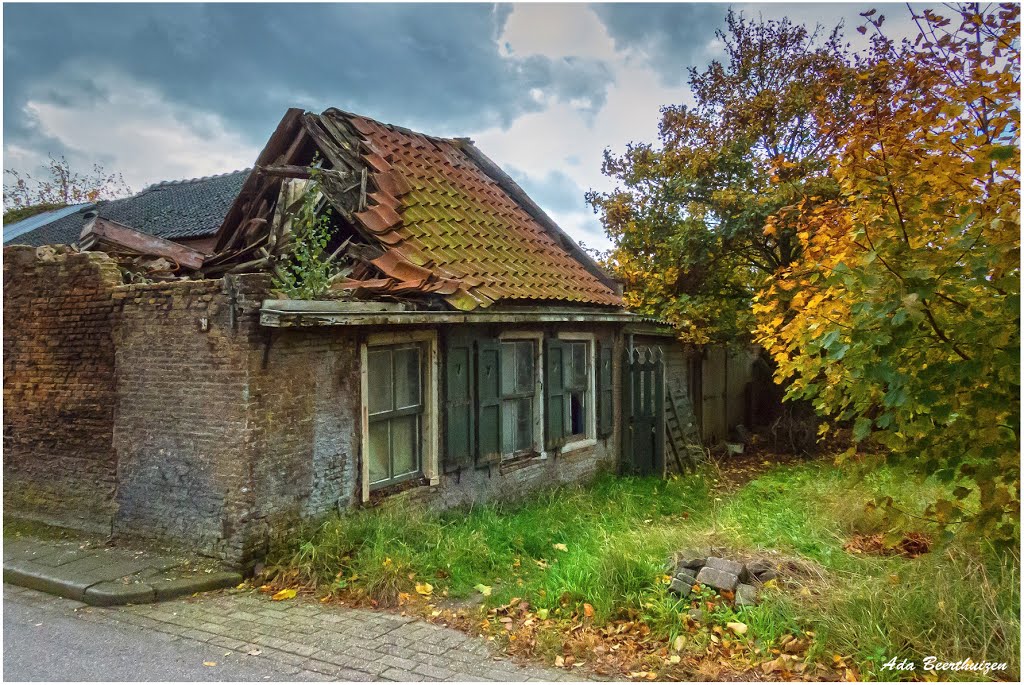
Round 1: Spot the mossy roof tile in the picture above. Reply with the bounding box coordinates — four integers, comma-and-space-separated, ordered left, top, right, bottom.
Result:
328, 111, 621, 309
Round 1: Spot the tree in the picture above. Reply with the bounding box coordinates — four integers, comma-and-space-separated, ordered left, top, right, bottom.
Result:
754, 4, 1020, 539
587, 10, 854, 344
3, 155, 131, 223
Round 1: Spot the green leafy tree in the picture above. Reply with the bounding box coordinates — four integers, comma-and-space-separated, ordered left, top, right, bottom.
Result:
755, 4, 1020, 539
587, 10, 854, 344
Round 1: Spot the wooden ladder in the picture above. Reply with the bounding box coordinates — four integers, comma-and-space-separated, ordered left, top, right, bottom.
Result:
665, 386, 704, 472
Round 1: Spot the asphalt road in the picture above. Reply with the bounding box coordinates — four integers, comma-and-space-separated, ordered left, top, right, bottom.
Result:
2, 587, 313, 681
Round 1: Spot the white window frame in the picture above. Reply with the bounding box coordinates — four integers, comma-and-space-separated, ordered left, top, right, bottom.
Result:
360, 330, 439, 502
497, 330, 546, 460
556, 332, 597, 454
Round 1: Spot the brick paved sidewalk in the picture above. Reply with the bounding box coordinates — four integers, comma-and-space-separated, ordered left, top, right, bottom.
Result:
5, 584, 594, 682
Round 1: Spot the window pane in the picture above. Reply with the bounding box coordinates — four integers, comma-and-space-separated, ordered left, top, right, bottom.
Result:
501, 398, 516, 455
515, 343, 534, 394
368, 420, 390, 483
394, 347, 421, 409
570, 391, 586, 435
515, 397, 532, 452
502, 397, 534, 455
501, 341, 535, 396
367, 349, 393, 415
500, 343, 517, 396
391, 415, 419, 477
570, 343, 587, 388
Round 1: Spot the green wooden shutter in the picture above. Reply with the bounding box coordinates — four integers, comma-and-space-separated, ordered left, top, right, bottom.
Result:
476, 339, 502, 466
545, 339, 567, 449
598, 341, 614, 438
443, 336, 474, 473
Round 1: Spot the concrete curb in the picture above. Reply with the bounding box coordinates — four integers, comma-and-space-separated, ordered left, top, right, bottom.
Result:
3, 561, 242, 606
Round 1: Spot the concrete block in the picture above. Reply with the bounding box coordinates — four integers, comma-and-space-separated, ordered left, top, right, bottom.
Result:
735, 583, 758, 606
704, 556, 745, 577
695, 565, 739, 592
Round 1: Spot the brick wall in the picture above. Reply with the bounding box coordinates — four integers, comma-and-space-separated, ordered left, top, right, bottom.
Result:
100, 270, 362, 561
242, 327, 362, 558
3, 246, 122, 533
109, 276, 265, 559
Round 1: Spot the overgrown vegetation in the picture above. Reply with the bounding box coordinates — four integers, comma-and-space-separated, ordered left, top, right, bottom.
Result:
3, 154, 131, 217
270, 165, 340, 299
592, 3, 1020, 536
756, 4, 1020, 542
269, 460, 1019, 680
3, 202, 68, 225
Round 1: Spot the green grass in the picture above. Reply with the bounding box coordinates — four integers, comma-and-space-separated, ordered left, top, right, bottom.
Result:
276, 472, 710, 617
270, 460, 1019, 680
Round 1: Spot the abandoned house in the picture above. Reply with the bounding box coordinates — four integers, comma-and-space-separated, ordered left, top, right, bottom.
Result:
3, 108, 757, 564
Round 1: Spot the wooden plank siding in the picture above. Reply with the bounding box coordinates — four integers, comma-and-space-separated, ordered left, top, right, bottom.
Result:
631, 336, 759, 447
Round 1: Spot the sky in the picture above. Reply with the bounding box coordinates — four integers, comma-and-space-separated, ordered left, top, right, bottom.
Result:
2, 2, 926, 249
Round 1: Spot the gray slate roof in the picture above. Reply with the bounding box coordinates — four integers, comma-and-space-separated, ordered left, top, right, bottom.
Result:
4, 169, 250, 247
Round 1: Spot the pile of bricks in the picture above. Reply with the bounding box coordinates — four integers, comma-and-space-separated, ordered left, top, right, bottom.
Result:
668, 550, 779, 607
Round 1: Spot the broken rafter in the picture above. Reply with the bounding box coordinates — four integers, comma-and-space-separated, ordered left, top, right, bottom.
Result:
206, 109, 375, 277
257, 164, 356, 182
80, 216, 205, 271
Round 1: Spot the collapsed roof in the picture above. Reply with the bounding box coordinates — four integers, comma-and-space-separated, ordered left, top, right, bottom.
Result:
206, 108, 622, 310
6, 108, 623, 311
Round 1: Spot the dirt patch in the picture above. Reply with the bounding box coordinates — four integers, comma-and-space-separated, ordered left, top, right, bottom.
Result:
843, 532, 932, 559
708, 443, 823, 492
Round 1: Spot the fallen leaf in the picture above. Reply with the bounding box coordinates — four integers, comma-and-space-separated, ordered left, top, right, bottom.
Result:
537, 608, 549, 620
552, 543, 569, 552
474, 584, 492, 597
203, 661, 217, 667
554, 655, 565, 667
673, 635, 685, 651
726, 621, 748, 635
415, 582, 434, 596
583, 603, 595, 618
270, 588, 297, 601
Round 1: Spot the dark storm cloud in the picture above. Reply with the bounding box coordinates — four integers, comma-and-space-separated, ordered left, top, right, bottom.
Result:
3, 2, 614, 151
591, 3, 730, 85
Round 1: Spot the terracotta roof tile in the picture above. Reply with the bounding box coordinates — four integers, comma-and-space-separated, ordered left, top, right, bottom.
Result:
322, 111, 621, 310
